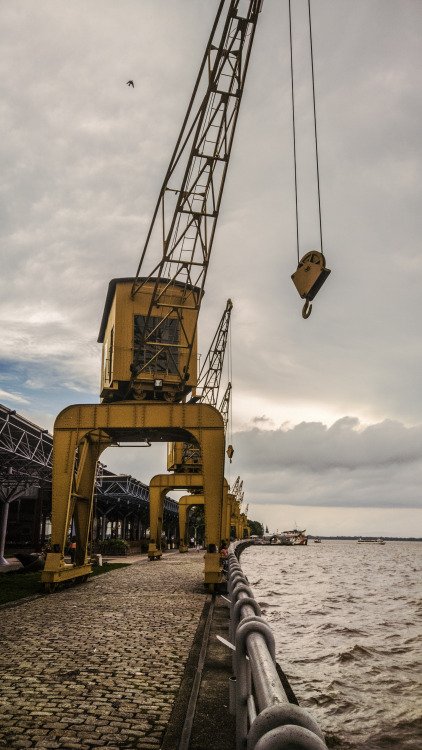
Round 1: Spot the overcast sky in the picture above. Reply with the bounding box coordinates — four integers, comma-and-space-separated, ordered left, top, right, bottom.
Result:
1, 0, 421, 537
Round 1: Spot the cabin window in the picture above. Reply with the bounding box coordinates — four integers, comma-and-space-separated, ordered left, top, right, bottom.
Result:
134, 315, 179, 374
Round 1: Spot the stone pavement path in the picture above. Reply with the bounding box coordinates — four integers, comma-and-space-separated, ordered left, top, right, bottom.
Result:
0, 553, 207, 750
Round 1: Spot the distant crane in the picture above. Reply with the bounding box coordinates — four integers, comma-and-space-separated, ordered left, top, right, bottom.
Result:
232, 476, 243, 508
193, 299, 233, 407
218, 382, 233, 461
168, 299, 233, 472
230, 476, 250, 539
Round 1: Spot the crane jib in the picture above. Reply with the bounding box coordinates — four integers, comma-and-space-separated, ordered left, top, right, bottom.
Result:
99, 0, 261, 404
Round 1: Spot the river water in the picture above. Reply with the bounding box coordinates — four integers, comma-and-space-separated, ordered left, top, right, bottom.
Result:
240, 541, 422, 749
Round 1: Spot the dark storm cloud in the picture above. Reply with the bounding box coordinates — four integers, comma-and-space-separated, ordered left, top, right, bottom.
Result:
234, 418, 422, 472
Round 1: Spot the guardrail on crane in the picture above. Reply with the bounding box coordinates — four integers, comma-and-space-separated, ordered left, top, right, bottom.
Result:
227, 540, 327, 750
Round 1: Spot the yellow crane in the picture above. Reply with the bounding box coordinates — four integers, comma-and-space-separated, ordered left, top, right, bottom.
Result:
41, 0, 331, 591
42, 0, 264, 590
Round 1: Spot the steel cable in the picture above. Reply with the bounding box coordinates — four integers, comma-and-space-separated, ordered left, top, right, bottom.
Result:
288, 0, 300, 265
288, 0, 324, 262
308, 0, 324, 255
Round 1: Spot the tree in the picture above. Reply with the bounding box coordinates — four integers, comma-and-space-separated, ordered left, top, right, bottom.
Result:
248, 519, 263, 537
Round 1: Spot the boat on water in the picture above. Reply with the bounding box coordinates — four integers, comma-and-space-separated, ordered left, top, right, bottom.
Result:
267, 534, 292, 546
357, 537, 386, 545
283, 529, 308, 546
313, 537, 322, 543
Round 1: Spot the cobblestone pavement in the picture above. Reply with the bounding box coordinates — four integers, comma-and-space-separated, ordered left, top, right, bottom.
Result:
0, 553, 207, 750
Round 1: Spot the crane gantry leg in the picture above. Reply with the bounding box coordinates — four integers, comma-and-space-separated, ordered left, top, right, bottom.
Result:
41, 402, 225, 590
176, 479, 230, 556
148, 475, 204, 560
221, 480, 231, 549
148, 471, 227, 587
177, 495, 204, 553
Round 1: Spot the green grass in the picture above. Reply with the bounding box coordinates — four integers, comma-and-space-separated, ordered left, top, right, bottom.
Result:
0, 563, 131, 606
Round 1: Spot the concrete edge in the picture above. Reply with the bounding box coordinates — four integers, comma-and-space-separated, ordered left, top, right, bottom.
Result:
161, 594, 212, 750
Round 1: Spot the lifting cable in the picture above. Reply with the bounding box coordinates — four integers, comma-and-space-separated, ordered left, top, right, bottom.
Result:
308, 0, 324, 255
288, 0, 324, 261
288, 0, 300, 265
227, 320, 233, 482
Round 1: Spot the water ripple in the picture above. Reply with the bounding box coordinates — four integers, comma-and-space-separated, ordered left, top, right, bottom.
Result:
240, 541, 422, 750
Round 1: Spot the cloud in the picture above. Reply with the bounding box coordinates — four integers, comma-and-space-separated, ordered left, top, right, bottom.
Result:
235, 418, 422, 472
0, 388, 29, 405
231, 417, 422, 510
252, 415, 274, 426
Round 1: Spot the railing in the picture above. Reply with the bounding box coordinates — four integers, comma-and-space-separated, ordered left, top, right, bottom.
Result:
227, 540, 327, 750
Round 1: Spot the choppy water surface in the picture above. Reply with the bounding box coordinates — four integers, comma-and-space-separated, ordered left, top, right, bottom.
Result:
240, 542, 422, 749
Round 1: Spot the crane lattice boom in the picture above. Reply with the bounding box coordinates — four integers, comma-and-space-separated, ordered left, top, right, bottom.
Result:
193, 299, 233, 406
174, 300, 233, 471
130, 0, 262, 394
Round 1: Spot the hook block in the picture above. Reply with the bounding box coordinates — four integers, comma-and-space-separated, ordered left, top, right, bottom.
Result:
291, 251, 331, 302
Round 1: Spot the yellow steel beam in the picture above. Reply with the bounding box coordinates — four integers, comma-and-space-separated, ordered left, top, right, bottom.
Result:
41, 402, 225, 588
148, 474, 204, 560
177, 494, 204, 552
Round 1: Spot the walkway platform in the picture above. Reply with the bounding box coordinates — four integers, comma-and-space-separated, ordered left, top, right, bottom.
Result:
0, 552, 235, 750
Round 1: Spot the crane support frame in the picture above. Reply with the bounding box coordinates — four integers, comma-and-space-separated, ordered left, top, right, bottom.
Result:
147, 472, 229, 585
177, 480, 230, 553
41, 402, 225, 589
177, 495, 205, 553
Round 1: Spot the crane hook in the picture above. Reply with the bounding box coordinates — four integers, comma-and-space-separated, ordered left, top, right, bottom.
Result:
302, 299, 312, 319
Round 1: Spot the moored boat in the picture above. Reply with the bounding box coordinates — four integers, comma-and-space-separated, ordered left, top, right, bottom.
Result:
283, 529, 308, 545
313, 537, 321, 543
267, 534, 292, 545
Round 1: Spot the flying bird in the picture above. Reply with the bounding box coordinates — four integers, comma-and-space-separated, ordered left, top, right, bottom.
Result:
126, 80, 134, 88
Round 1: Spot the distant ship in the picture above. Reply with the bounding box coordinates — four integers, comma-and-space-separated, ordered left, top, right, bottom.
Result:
357, 537, 386, 545
283, 529, 308, 546
313, 537, 322, 543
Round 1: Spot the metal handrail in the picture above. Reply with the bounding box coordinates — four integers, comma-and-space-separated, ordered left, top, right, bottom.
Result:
227, 540, 327, 750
